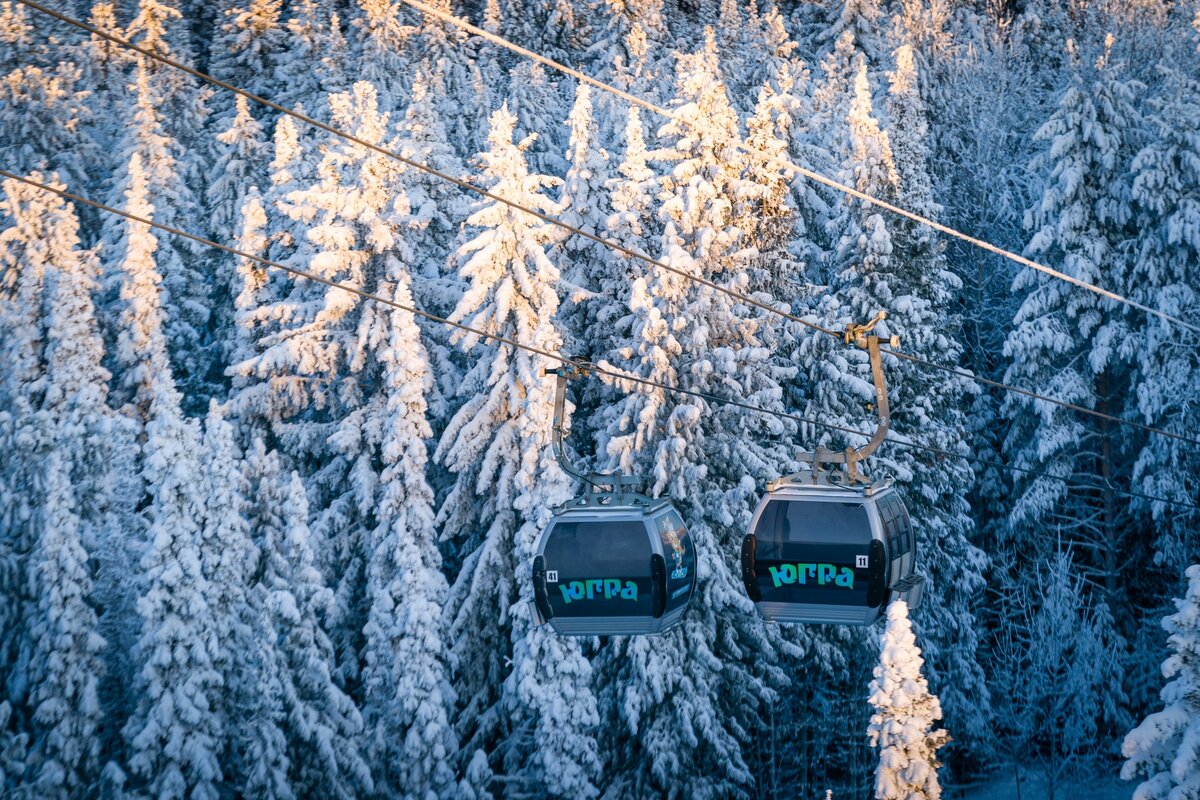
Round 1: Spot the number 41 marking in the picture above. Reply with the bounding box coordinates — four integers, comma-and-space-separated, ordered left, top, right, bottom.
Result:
546, 570, 559, 583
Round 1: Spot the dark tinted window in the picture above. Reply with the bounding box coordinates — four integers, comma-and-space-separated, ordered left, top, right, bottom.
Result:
752, 500, 873, 607
655, 510, 695, 615
543, 520, 652, 618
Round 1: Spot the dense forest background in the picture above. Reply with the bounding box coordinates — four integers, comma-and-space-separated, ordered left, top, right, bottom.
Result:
1, 0, 1199, 797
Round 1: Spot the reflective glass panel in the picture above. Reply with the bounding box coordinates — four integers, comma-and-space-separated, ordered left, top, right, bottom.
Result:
543, 520, 652, 618
753, 499, 874, 607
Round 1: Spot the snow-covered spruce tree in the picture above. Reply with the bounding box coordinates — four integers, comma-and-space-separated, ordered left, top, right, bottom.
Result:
500, 0, 587, 66
817, 0, 884, 64
435, 102, 600, 798
206, 0, 289, 121
207, 95, 267, 257
110, 151, 224, 800
867, 600, 949, 800
1003, 44, 1144, 607
0, 0, 39, 74
251, 455, 373, 799
506, 61, 567, 178
411, 0, 486, 160
594, 105, 658, 361
592, 34, 798, 798
588, 0, 668, 102
102, 59, 212, 409
207, 94, 268, 372
877, 44, 992, 761
360, 275, 458, 799
1128, 69, 1200, 570
273, 0, 345, 119
0, 176, 127, 796
396, 62, 468, 424
1122, 564, 1200, 800
991, 550, 1126, 795
349, 0, 414, 113
555, 83, 615, 357
126, 0, 214, 182
0, 64, 97, 194
198, 401, 293, 798
26, 450, 107, 797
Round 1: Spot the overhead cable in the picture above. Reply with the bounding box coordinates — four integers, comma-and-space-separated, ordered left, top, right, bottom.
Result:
16, 0, 1200, 448
399, 0, 1200, 337
3, 168, 1195, 513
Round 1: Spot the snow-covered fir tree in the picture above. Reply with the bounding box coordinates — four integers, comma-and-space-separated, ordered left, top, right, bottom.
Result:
593, 34, 798, 798
1128, 68, 1200, 569
246, 444, 372, 799
1003, 41, 1144, 610
435, 102, 600, 798
1123, 564, 1200, 800
555, 83, 615, 356
359, 268, 458, 799
109, 150, 225, 800
867, 600, 949, 800
103, 60, 212, 408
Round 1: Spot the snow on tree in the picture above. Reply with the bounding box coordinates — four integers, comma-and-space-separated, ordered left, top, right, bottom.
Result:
555, 83, 616, 357
991, 550, 1127, 796
435, 102, 600, 798
26, 450, 107, 797
102, 60, 212, 409
359, 275, 458, 799
0, 176, 121, 797
0, 0, 40, 74
206, 92, 268, 242
817, 0, 884, 62
207, 94, 268, 372
349, 0, 415, 113
1128, 68, 1200, 569
199, 403, 293, 799
1003, 43, 1144, 604
591, 35, 798, 798
249, 453, 373, 799
588, 0, 668, 101
506, 61, 568, 178
109, 145, 225, 800
207, 0, 289, 118
411, 0, 487, 160
867, 600, 949, 800
274, 0, 347, 118
395, 62, 468, 421
1123, 564, 1200, 800
0, 64, 97, 193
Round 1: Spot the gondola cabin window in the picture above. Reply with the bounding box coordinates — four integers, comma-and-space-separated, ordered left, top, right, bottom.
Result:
542, 520, 653, 618
753, 500, 873, 607
655, 510, 695, 616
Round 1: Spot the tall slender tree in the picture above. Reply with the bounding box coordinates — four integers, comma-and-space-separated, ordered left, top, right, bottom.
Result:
436, 103, 600, 798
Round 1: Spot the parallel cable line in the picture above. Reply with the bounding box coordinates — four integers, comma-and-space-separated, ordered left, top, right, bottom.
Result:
16, 0, 1200, 448
400, 0, 1200, 336
4, 169, 1196, 512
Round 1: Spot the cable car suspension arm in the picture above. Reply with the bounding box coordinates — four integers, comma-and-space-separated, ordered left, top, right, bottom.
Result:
800, 312, 899, 484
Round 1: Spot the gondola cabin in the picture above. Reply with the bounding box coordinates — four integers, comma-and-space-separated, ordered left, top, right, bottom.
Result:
532, 493, 696, 636
740, 478, 923, 626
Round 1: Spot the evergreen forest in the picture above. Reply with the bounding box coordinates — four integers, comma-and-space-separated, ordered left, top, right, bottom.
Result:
1, 0, 1199, 797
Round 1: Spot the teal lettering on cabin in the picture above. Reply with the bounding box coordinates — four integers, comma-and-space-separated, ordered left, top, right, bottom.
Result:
558, 579, 639, 604
767, 563, 855, 590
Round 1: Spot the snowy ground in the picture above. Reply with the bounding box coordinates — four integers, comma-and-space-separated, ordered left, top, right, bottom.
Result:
958, 772, 1130, 799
